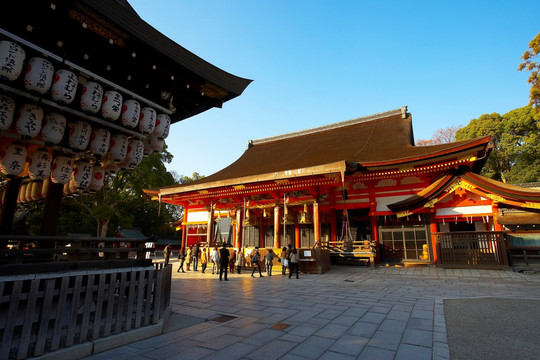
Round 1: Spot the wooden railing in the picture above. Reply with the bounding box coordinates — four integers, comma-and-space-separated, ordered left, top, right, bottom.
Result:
0, 264, 171, 359
321, 240, 376, 267
434, 231, 508, 267
0, 235, 155, 275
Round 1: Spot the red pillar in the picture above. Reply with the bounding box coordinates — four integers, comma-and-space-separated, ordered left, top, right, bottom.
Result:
313, 202, 320, 248
429, 213, 439, 264
295, 222, 300, 248
206, 203, 214, 245
274, 206, 281, 248
236, 209, 243, 249
260, 213, 266, 248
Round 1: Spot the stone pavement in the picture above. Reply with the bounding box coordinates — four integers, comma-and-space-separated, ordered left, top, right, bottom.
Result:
84, 263, 540, 360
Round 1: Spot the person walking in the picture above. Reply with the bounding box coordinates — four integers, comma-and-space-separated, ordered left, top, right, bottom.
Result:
285, 244, 293, 275
280, 246, 288, 275
186, 245, 192, 271
163, 244, 172, 266
289, 248, 299, 279
235, 248, 245, 274
250, 247, 264, 278
210, 246, 219, 274
177, 246, 186, 273
200, 247, 208, 273
192, 242, 200, 271
219, 244, 230, 281
229, 249, 237, 273
265, 249, 275, 276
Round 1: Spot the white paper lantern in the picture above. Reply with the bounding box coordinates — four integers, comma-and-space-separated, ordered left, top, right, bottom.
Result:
0, 41, 26, 81
41, 178, 50, 198
88, 128, 110, 156
108, 133, 128, 162
138, 107, 156, 135
51, 69, 78, 104
64, 179, 78, 197
0, 95, 16, 131
143, 136, 153, 155
15, 103, 44, 139
80, 81, 103, 114
68, 121, 92, 151
18, 183, 28, 203
24, 182, 33, 203
0, 142, 27, 176
40, 112, 66, 145
50, 156, 74, 184
103, 160, 120, 174
23, 57, 54, 94
147, 133, 164, 153
30, 181, 42, 201
154, 114, 171, 139
28, 148, 52, 181
88, 165, 105, 192
121, 99, 140, 128
119, 138, 144, 169
101, 90, 123, 121
72, 160, 93, 190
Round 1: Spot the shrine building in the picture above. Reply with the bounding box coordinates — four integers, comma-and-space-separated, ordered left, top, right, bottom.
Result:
147, 106, 540, 268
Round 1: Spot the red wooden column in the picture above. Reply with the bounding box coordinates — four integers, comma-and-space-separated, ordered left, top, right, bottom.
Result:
274, 206, 281, 248
182, 208, 188, 249
313, 202, 321, 247
260, 213, 265, 248
370, 215, 379, 263
429, 213, 439, 264
295, 222, 300, 248
236, 209, 243, 248
206, 202, 214, 245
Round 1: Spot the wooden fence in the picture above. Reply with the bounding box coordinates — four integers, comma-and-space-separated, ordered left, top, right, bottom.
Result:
0, 264, 171, 359
435, 231, 508, 267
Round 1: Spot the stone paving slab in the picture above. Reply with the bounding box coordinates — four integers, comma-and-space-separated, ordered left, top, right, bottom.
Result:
83, 264, 540, 360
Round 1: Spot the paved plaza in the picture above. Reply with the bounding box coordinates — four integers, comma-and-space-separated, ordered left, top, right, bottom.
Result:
85, 263, 540, 360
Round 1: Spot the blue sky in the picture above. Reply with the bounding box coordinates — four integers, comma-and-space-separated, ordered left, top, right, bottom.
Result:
130, 1, 538, 178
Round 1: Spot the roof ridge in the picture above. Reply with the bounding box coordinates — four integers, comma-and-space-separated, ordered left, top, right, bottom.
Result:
248, 106, 408, 148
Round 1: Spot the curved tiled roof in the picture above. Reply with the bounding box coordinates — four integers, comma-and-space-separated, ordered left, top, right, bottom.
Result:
157, 107, 491, 194
387, 171, 540, 215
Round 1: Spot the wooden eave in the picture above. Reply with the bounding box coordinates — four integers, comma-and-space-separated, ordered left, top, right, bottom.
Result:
82, 0, 252, 100
495, 212, 540, 225
154, 160, 347, 197
2, 0, 252, 124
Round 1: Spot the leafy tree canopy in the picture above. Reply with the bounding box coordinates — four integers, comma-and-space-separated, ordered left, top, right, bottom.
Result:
518, 32, 540, 120
455, 106, 539, 183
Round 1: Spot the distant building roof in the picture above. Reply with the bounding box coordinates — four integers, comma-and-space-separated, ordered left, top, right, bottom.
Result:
115, 227, 149, 240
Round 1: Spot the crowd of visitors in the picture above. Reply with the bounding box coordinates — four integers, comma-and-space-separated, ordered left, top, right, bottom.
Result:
167, 243, 303, 279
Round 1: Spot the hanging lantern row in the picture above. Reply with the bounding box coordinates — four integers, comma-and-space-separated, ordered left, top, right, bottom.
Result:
0, 138, 148, 185
0, 40, 171, 139
0, 95, 163, 161
14, 162, 106, 205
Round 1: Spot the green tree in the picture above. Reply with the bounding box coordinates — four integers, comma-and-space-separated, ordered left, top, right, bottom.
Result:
58, 147, 177, 237
518, 32, 540, 120
455, 106, 540, 183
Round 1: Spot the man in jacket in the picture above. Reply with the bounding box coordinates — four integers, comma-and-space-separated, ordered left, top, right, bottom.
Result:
219, 244, 230, 281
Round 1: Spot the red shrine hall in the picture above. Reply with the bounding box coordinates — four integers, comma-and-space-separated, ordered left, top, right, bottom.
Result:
147, 106, 540, 268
